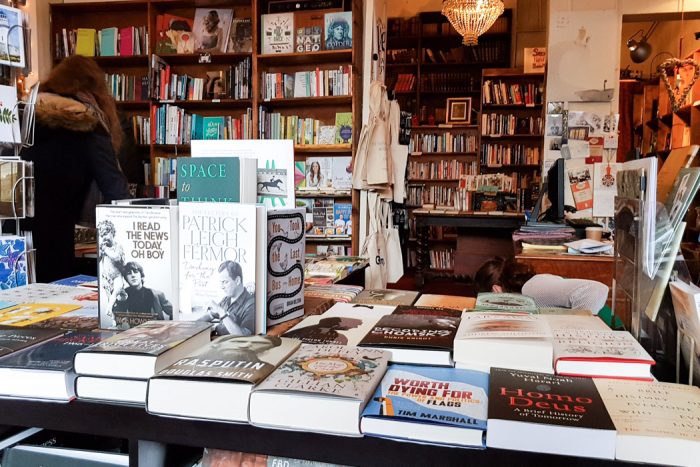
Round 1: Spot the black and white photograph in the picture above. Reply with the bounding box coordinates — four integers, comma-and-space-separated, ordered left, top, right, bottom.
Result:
547, 101, 565, 114
197, 260, 256, 336
546, 114, 563, 136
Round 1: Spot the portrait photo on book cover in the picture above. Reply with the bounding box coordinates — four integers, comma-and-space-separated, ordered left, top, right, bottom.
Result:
111, 261, 174, 330
198, 260, 255, 336
199, 334, 282, 366
193, 8, 233, 53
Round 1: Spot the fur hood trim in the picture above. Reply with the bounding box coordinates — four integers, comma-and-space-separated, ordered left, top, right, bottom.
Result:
35, 92, 101, 132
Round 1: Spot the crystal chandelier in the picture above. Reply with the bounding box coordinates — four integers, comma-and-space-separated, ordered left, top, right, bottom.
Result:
442, 0, 505, 46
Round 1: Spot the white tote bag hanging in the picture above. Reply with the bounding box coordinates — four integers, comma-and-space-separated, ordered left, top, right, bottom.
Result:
360, 192, 387, 289
388, 98, 408, 203
365, 82, 391, 187
381, 200, 404, 283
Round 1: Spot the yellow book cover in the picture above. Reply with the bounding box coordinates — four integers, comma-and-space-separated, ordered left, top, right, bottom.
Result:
76, 28, 96, 57
0, 303, 81, 327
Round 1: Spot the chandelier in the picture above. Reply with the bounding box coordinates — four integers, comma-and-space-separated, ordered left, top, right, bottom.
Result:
442, 0, 505, 46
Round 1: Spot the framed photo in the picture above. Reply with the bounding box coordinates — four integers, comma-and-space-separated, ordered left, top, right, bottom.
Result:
446, 97, 472, 125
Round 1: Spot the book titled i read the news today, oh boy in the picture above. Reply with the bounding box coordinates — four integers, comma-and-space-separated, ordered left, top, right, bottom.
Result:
361, 365, 488, 448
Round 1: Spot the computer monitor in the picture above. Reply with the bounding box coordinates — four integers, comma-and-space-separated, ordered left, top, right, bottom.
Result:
544, 158, 565, 222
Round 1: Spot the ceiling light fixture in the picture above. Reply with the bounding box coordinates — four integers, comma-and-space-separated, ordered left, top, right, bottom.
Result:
442, 0, 504, 46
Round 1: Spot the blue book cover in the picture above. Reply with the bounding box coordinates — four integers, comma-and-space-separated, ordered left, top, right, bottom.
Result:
0, 236, 27, 289
203, 117, 225, 139
362, 364, 488, 445
51, 275, 98, 287
0, 331, 114, 371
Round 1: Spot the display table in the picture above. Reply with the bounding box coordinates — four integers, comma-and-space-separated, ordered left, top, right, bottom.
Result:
0, 399, 638, 467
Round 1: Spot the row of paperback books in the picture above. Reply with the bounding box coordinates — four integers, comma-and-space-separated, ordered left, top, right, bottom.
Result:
407, 160, 477, 180
55, 26, 148, 59
481, 113, 544, 137
261, 66, 352, 100
482, 80, 543, 106
480, 143, 541, 167
257, 109, 352, 145
420, 71, 479, 93
105, 73, 149, 102
150, 105, 253, 144
408, 132, 478, 154
391, 73, 416, 93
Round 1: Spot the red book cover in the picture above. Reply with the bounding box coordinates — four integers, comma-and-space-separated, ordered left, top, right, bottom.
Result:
119, 27, 134, 56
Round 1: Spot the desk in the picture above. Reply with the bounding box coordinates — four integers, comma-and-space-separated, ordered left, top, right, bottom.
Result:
514, 251, 628, 325
415, 212, 522, 287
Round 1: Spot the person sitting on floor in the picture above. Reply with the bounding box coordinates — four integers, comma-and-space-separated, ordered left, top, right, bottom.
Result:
474, 257, 609, 314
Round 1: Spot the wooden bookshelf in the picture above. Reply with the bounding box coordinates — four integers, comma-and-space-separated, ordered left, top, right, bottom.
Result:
49, 0, 363, 254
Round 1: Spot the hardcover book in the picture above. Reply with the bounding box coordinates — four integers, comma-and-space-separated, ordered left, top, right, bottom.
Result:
474, 292, 537, 313
333, 203, 351, 235
178, 202, 267, 336
74, 321, 211, 380
413, 294, 475, 311
0, 326, 63, 359
487, 368, 616, 459
554, 329, 654, 380
96, 204, 178, 329
228, 18, 252, 53
594, 379, 700, 466
352, 289, 419, 306
283, 302, 395, 346
358, 313, 460, 366
192, 8, 233, 53
155, 14, 194, 54
334, 112, 353, 144
361, 365, 488, 447
331, 156, 352, 190
0, 330, 114, 400
294, 10, 324, 53
249, 344, 389, 436
294, 161, 306, 190
0, 303, 81, 327
148, 335, 301, 422
391, 305, 462, 317
261, 13, 294, 54
267, 208, 305, 326
304, 157, 332, 190
176, 156, 257, 203
324, 11, 352, 50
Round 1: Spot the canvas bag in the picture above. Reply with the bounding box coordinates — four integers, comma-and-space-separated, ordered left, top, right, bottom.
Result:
365, 82, 390, 187
381, 200, 404, 283
388, 99, 408, 203
360, 192, 387, 289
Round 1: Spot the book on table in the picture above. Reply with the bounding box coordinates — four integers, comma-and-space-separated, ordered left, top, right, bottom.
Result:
486, 368, 616, 459
474, 292, 537, 313
357, 313, 460, 366
0, 326, 63, 359
147, 336, 301, 422
361, 364, 488, 448
0, 331, 113, 401
351, 289, 419, 307
249, 344, 389, 436
74, 377, 148, 405
73, 321, 211, 380
413, 294, 475, 311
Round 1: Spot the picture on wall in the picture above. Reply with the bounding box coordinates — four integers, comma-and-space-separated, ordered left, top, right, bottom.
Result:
446, 97, 472, 125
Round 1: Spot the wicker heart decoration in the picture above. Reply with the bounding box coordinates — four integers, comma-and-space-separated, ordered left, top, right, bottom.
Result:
658, 58, 700, 112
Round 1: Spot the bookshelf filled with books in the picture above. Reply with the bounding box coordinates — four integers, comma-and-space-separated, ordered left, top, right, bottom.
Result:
49, 0, 362, 254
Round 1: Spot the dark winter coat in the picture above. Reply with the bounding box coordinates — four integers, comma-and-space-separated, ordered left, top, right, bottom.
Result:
21, 92, 129, 283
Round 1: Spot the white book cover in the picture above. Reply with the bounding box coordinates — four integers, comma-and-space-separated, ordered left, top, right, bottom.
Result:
191, 139, 295, 210
267, 208, 305, 326
283, 302, 395, 346
331, 156, 352, 191
261, 13, 294, 54
542, 314, 609, 333
456, 312, 551, 339
554, 329, 653, 363
178, 202, 266, 335
96, 205, 178, 330
0, 85, 20, 144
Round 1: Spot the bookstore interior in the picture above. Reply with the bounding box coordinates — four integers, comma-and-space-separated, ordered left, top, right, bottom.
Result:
0, 0, 700, 465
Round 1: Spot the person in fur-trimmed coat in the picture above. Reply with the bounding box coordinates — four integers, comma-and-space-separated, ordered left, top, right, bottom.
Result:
21, 56, 129, 283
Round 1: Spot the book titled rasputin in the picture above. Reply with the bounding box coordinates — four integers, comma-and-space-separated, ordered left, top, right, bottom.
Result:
0, 330, 114, 401
148, 335, 301, 422
486, 367, 616, 459
358, 313, 460, 366
176, 156, 257, 203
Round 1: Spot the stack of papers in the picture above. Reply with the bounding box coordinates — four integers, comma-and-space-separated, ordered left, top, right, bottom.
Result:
563, 239, 613, 255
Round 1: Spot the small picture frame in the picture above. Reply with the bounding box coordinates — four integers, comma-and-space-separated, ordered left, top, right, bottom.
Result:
446, 97, 472, 125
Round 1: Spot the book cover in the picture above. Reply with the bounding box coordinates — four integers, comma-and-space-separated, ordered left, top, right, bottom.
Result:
155, 14, 194, 54
318, 125, 336, 145
202, 116, 225, 139
176, 156, 256, 203
333, 203, 351, 235
305, 157, 332, 190
0, 327, 63, 358
96, 204, 178, 329
99, 27, 118, 56
523, 47, 546, 74
456, 312, 551, 339
0, 5, 25, 68
0, 85, 21, 145
489, 367, 615, 430
75, 28, 96, 57
179, 202, 266, 336
330, 156, 352, 190
0, 330, 113, 371
191, 140, 296, 210
267, 208, 305, 326
474, 293, 537, 313
0, 235, 27, 289
414, 294, 475, 311
261, 13, 294, 54
255, 344, 389, 401
118, 27, 134, 56
51, 275, 97, 288
0, 303, 81, 327
294, 161, 306, 190
334, 112, 353, 144
358, 313, 460, 350
363, 364, 488, 437
283, 302, 395, 346
228, 18, 252, 53
294, 10, 324, 53
352, 289, 419, 306
193, 8, 233, 53
81, 321, 210, 356
324, 11, 352, 50
155, 335, 300, 384
200, 449, 340, 467
391, 305, 462, 317
28, 307, 99, 332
